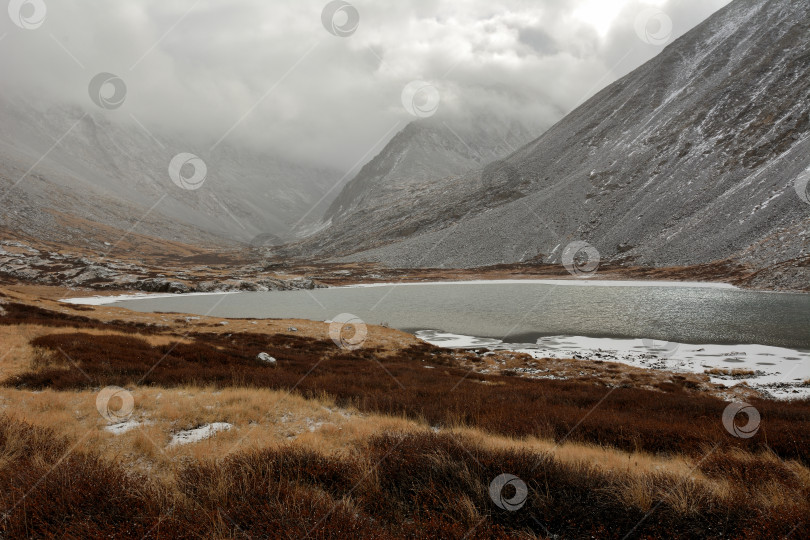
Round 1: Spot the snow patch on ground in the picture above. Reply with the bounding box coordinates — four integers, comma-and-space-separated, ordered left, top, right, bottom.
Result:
417, 331, 810, 400
168, 422, 232, 447
104, 420, 144, 434
420, 332, 502, 349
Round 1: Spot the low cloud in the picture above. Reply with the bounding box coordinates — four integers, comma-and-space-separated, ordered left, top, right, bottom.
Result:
0, 0, 732, 171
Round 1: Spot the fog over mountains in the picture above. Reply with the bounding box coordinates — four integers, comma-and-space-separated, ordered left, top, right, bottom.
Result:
293, 0, 809, 288
0, 95, 538, 248
0, 95, 347, 246
1, 0, 807, 290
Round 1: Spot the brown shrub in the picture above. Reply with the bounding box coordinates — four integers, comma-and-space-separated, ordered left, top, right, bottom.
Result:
10, 331, 810, 466
0, 302, 155, 333
0, 416, 180, 538
698, 449, 808, 492
0, 415, 807, 539
179, 431, 809, 539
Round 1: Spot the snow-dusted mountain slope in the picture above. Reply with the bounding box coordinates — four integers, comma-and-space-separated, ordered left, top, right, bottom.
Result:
0, 97, 343, 247
290, 113, 537, 256
294, 0, 810, 286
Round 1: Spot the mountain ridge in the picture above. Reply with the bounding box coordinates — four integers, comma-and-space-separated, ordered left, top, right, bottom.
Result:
291, 0, 810, 289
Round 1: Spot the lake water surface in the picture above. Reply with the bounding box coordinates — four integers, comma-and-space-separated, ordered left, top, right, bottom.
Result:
89, 280, 810, 398
109, 280, 810, 349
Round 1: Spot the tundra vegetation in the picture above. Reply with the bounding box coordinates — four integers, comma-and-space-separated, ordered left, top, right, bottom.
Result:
0, 291, 807, 538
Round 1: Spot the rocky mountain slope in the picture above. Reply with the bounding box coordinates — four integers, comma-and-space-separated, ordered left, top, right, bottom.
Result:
0, 97, 343, 249
291, 0, 810, 288
325, 114, 535, 222
290, 114, 536, 255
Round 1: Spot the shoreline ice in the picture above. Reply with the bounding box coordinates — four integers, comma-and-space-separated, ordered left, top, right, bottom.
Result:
342, 279, 739, 289
417, 331, 810, 401
61, 291, 240, 306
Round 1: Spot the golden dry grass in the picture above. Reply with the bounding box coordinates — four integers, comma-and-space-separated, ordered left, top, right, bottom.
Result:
0, 324, 196, 379
4, 382, 806, 512
0, 384, 428, 477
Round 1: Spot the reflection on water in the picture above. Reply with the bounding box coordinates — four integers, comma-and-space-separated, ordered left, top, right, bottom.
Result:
112, 281, 810, 349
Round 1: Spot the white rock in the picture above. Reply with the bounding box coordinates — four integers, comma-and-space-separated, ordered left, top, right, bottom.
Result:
257, 352, 277, 364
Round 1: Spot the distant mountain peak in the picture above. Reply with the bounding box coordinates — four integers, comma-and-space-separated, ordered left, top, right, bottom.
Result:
324, 113, 536, 223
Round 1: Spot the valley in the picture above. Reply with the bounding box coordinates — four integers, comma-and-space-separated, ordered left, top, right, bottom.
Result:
1, 0, 809, 537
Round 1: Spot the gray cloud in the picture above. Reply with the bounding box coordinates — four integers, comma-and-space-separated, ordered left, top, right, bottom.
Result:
0, 0, 732, 171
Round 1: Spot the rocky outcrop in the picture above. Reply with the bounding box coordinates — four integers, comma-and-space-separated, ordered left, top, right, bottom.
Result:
0, 240, 325, 293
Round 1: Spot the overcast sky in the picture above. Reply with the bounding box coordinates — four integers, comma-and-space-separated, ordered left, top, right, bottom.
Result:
1, 0, 732, 170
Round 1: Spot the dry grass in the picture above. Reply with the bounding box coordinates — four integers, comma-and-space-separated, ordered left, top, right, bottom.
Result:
0, 384, 733, 483
0, 288, 809, 537
0, 385, 380, 477
0, 324, 194, 379
0, 410, 807, 538
9, 326, 810, 464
